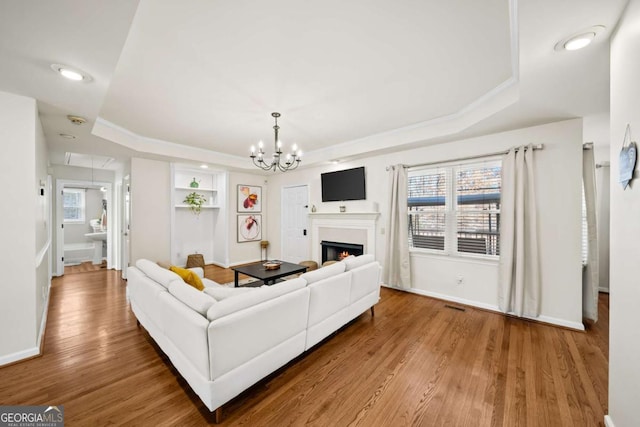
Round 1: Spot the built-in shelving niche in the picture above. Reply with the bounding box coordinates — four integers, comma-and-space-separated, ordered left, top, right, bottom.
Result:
170, 164, 229, 267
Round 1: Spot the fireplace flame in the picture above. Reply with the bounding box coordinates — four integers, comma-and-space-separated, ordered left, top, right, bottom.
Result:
338, 251, 350, 260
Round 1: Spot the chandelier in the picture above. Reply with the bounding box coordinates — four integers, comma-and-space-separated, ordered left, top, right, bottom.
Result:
250, 112, 302, 172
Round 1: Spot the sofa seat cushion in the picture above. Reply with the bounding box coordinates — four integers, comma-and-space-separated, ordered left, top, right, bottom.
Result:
343, 254, 375, 271
300, 261, 346, 285
170, 266, 205, 291
206, 278, 306, 321
203, 286, 256, 301
169, 280, 216, 316
136, 259, 181, 288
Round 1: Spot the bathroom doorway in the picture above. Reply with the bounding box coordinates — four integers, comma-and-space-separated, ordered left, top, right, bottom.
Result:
55, 179, 113, 276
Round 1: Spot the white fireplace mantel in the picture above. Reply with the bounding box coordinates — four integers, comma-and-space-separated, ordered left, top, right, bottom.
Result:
308, 212, 380, 264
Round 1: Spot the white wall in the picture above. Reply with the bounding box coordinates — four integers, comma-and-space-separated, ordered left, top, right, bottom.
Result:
34, 112, 50, 335
608, 2, 640, 425
130, 157, 171, 263
0, 91, 40, 363
267, 119, 584, 328
128, 159, 264, 268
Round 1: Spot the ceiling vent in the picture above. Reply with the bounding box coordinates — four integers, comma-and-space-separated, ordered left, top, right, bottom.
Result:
64, 152, 115, 169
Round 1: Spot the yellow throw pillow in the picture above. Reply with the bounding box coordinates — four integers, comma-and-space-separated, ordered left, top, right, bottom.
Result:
170, 266, 204, 291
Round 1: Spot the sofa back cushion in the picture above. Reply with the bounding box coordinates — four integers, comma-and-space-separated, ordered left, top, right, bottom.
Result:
136, 259, 181, 288
203, 286, 256, 301
206, 278, 306, 321
169, 280, 216, 316
342, 254, 375, 271
349, 262, 382, 303
300, 261, 346, 285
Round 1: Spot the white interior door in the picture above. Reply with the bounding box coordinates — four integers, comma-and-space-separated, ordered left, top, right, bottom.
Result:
121, 178, 131, 279
281, 185, 310, 263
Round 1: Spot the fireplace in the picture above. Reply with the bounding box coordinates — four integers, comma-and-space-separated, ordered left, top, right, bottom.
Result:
320, 240, 364, 263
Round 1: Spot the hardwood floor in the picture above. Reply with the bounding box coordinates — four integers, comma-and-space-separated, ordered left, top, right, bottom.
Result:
64, 260, 107, 275
0, 268, 608, 426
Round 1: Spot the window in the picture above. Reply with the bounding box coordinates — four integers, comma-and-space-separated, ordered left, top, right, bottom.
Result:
408, 160, 501, 257
63, 188, 85, 223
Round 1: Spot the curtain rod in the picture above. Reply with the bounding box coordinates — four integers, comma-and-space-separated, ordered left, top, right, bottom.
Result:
386, 144, 544, 171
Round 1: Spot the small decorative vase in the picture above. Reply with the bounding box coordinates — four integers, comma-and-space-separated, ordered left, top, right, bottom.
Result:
190, 178, 199, 188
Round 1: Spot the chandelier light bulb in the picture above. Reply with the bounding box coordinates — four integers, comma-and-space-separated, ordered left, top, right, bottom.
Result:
250, 145, 255, 154
277, 140, 282, 149
297, 150, 303, 157
292, 143, 298, 152
258, 140, 264, 149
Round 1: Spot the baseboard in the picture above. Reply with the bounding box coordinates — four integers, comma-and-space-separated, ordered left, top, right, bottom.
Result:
0, 347, 40, 367
604, 415, 615, 427
533, 314, 585, 331
229, 258, 262, 267
599, 287, 610, 293
383, 284, 585, 331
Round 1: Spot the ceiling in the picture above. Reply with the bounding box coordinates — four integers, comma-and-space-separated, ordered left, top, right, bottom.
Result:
0, 0, 628, 172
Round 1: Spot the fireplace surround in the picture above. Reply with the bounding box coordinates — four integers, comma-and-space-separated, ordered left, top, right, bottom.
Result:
308, 212, 379, 264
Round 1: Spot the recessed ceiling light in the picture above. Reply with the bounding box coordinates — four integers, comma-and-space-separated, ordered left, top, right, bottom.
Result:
59, 133, 76, 139
554, 26, 605, 52
200, 164, 209, 169
50, 64, 93, 82
564, 33, 595, 50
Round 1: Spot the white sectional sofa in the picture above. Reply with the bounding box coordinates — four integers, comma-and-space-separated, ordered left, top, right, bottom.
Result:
127, 254, 382, 421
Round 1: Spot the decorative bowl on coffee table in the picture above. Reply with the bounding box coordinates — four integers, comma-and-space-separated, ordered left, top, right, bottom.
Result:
263, 261, 282, 270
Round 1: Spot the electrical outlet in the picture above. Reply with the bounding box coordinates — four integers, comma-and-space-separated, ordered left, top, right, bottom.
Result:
456, 275, 464, 285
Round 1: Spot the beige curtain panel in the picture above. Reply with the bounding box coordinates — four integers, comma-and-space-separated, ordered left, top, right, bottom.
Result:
384, 165, 411, 288
498, 145, 541, 317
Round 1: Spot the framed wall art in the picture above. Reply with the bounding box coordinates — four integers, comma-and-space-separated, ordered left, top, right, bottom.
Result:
238, 185, 262, 212
237, 214, 262, 243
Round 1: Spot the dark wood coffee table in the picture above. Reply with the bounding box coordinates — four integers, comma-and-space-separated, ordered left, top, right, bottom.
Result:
232, 260, 308, 287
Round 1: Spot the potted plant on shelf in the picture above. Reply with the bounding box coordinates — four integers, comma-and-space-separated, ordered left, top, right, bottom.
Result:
184, 192, 207, 215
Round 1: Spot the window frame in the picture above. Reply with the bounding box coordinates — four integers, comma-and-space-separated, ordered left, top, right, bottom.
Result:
408, 158, 502, 260
63, 188, 86, 224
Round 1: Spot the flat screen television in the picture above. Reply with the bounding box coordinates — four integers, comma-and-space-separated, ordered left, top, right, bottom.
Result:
321, 166, 366, 202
